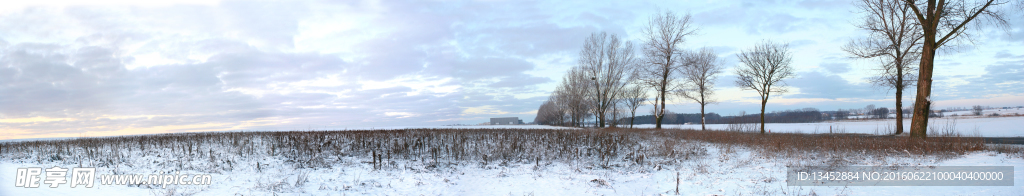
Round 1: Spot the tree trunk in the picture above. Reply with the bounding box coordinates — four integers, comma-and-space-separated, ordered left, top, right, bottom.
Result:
656, 85, 666, 129
656, 61, 669, 130
700, 103, 706, 131
895, 71, 905, 135
760, 93, 768, 134
654, 102, 663, 129
596, 82, 605, 128
910, 33, 936, 139
699, 95, 706, 131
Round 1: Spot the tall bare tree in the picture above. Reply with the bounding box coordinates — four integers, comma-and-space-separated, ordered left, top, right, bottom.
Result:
734, 40, 796, 134
639, 11, 699, 129
677, 47, 724, 131
844, 0, 923, 135
901, 0, 1013, 139
556, 66, 592, 127
580, 32, 638, 128
621, 84, 648, 128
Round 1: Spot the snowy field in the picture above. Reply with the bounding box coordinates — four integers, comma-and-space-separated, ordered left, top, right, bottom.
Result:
942, 108, 1024, 117
633, 116, 1024, 137
2, 142, 1021, 195
1, 128, 1022, 196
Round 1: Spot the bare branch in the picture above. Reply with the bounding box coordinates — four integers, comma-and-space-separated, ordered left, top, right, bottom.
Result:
676, 47, 724, 131
638, 11, 698, 129
621, 84, 648, 128
899, 0, 1014, 138
848, 0, 924, 135
734, 40, 795, 134
580, 32, 638, 128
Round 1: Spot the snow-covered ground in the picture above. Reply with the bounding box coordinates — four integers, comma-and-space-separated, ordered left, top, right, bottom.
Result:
942, 108, 1024, 117
633, 116, 1024, 137
1, 110, 1020, 195
845, 108, 1024, 119
5, 114, 1019, 144
3, 141, 1022, 195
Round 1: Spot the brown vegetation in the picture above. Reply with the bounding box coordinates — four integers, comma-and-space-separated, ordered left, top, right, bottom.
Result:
0, 128, 987, 171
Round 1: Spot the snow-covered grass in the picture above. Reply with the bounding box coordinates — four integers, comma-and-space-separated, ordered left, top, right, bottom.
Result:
943, 108, 1024, 117
1, 128, 1021, 195
633, 115, 1024, 137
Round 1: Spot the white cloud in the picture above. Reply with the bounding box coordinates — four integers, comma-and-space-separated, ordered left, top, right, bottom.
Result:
0, 0, 1020, 139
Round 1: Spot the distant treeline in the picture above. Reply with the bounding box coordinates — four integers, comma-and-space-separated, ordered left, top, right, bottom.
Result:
620, 109, 828, 124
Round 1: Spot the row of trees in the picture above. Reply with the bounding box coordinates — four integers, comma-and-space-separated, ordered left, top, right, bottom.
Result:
537, 11, 800, 134
625, 108, 827, 125
533, 32, 656, 128
539, 0, 1018, 138
830, 104, 911, 120
535, 11, 733, 130
534, 32, 642, 128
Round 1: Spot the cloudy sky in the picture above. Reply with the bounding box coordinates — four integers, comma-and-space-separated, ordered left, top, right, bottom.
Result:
1, 0, 1021, 139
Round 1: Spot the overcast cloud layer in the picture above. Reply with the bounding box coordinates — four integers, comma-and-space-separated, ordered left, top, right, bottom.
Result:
1, 0, 1021, 139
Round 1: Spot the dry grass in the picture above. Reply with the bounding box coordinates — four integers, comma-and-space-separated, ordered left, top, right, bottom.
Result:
642, 128, 985, 156
0, 128, 988, 171
991, 144, 1024, 159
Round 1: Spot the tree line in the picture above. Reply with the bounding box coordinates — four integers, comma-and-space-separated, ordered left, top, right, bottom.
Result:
535, 11, 796, 133
537, 0, 1018, 138
620, 109, 824, 125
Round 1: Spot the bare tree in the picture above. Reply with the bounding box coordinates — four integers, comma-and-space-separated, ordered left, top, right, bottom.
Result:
901, 0, 1014, 139
621, 84, 648, 128
734, 40, 796, 134
580, 32, 638, 128
844, 0, 923, 135
677, 47, 724, 131
556, 67, 592, 127
534, 95, 567, 126
639, 11, 699, 129
972, 105, 984, 116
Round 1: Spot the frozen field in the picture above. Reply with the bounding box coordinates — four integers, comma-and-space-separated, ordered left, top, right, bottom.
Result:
632, 116, 1024, 137
2, 142, 1022, 195
1, 128, 1022, 196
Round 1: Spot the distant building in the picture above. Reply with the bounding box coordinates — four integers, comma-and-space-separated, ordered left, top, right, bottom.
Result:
490, 117, 524, 125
